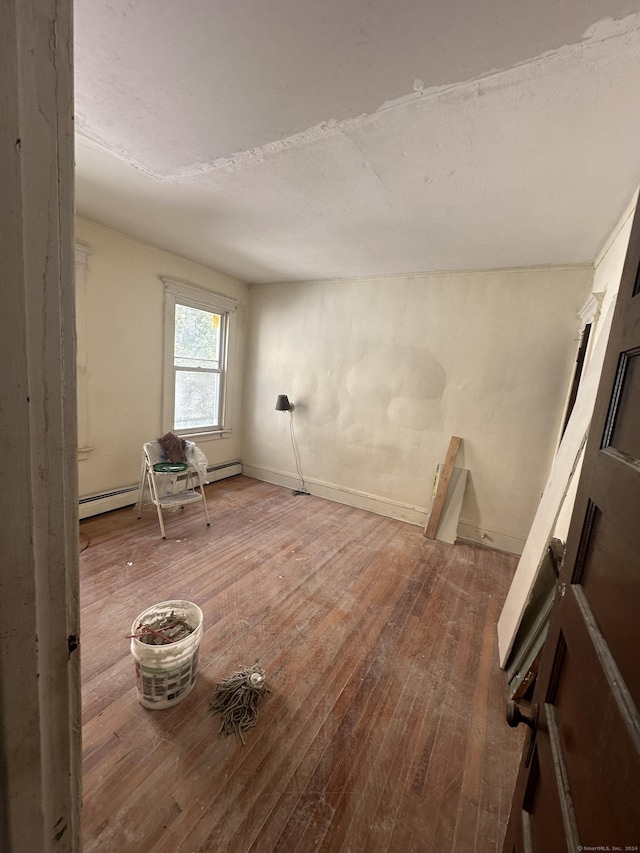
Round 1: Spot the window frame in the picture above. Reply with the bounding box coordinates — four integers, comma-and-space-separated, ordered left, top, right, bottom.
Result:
162, 277, 238, 438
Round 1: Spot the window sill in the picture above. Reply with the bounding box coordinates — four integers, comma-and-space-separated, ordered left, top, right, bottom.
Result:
176, 429, 233, 441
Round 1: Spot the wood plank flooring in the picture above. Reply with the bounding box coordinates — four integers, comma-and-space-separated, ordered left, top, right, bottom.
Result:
80, 475, 524, 852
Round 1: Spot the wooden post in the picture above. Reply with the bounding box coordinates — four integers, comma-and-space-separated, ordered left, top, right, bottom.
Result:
424, 436, 462, 539
0, 0, 79, 849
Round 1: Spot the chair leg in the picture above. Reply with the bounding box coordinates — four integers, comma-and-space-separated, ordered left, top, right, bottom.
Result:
144, 466, 167, 539
136, 452, 147, 519
148, 471, 167, 538
196, 472, 211, 527
155, 501, 166, 539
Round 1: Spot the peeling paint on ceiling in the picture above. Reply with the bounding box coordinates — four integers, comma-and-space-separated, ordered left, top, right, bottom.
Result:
74, 0, 640, 283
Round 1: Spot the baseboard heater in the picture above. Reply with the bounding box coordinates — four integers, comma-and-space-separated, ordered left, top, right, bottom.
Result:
78, 460, 242, 519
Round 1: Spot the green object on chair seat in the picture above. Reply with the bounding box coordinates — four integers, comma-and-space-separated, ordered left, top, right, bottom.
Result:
153, 462, 189, 473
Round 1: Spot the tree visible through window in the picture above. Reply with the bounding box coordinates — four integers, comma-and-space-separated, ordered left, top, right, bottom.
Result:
162, 277, 237, 436
173, 303, 225, 430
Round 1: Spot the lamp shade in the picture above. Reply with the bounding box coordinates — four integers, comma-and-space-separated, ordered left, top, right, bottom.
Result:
275, 394, 292, 411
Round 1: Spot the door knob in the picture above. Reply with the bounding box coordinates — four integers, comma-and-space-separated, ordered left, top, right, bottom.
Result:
506, 700, 538, 730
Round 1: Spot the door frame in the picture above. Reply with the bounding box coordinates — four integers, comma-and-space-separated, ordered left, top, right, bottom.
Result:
0, 1, 80, 850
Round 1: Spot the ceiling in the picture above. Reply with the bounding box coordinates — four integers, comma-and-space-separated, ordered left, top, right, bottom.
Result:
74, 1, 640, 284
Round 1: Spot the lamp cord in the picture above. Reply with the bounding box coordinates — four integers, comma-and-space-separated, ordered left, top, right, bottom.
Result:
288, 411, 309, 495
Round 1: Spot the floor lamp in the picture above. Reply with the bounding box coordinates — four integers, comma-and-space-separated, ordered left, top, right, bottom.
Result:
275, 395, 310, 496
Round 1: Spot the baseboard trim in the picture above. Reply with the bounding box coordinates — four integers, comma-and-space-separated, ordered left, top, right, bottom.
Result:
242, 464, 427, 526
456, 521, 525, 555
79, 461, 242, 519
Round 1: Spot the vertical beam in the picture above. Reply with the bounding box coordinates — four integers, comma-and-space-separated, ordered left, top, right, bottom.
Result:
0, 0, 79, 850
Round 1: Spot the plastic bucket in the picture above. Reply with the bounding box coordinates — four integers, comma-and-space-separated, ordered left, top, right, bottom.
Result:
130, 600, 203, 709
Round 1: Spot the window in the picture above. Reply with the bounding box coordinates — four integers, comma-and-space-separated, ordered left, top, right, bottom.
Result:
162, 278, 237, 436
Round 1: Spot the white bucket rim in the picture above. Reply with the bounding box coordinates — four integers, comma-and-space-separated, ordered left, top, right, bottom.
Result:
130, 599, 203, 651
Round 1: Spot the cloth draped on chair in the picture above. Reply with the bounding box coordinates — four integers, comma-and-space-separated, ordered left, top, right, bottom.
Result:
152, 433, 209, 493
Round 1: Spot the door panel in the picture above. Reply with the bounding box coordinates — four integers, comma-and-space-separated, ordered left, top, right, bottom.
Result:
575, 484, 639, 705
606, 348, 640, 460
504, 203, 640, 852
523, 746, 573, 852
551, 595, 640, 846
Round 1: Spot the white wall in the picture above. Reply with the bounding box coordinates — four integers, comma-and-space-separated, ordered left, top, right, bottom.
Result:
76, 218, 248, 505
242, 267, 592, 553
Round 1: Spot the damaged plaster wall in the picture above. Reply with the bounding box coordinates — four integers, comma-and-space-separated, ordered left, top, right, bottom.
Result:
242, 267, 592, 553
75, 217, 248, 505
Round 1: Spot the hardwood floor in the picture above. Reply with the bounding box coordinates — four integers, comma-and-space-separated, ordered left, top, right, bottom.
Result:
80, 475, 524, 852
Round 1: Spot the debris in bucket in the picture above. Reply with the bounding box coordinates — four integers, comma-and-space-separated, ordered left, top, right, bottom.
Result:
210, 664, 268, 744
128, 610, 194, 645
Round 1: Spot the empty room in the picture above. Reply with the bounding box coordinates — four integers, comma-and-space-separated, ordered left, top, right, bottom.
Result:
3, 1, 640, 851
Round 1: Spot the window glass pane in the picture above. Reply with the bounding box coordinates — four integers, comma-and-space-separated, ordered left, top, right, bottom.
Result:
174, 304, 221, 369
175, 370, 220, 430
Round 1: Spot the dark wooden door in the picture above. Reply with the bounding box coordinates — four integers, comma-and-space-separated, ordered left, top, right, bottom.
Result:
503, 204, 640, 853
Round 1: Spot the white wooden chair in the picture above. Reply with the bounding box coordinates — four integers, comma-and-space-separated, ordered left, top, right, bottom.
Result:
136, 440, 210, 539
